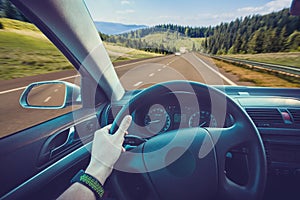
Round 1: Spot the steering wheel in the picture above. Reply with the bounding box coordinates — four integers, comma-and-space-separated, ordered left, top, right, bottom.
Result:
109, 81, 267, 200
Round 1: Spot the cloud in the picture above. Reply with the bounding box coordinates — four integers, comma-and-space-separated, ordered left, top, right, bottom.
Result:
237, 7, 265, 13
265, 0, 292, 11
121, 0, 131, 5
237, 0, 292, 15
116, 9, 135, 14
200, 0, 292, 26
179, 0, 292, 26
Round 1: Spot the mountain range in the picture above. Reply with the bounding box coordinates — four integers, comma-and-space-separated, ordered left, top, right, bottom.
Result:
94, 21, 147, 35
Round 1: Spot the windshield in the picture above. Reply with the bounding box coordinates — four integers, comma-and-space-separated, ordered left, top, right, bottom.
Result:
84, 0, 300, 90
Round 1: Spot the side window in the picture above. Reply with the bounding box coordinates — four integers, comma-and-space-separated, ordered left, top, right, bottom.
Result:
0, 5, 81, 138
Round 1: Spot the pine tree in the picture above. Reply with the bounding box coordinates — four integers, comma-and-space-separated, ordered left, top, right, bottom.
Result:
287, 31, 300, 51
3, 0, 18, 19
279, 26, 288, 51
249, 28, 265, 53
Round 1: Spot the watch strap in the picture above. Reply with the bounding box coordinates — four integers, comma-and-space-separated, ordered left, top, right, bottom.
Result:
71, 170, 104, 199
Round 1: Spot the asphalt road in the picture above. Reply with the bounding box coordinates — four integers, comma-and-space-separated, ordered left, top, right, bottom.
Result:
0, 53, 236, 138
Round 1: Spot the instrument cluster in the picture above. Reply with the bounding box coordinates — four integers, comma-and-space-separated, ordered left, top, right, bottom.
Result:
134, 103, 234, 136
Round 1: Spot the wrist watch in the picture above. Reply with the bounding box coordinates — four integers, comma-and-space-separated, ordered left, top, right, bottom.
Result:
71, 170, 105, 199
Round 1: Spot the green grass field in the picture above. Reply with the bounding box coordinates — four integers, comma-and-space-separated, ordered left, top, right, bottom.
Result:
0, 18, 161, 80
0, 30, 73, 80
0, 18, 40, 31
225, 52, 300, 68
104, 42, 161, 62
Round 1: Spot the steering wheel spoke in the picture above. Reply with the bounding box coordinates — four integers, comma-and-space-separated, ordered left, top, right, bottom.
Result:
110, 144, 161, 200
207, 119, 266, 200
206, 122, 253, 155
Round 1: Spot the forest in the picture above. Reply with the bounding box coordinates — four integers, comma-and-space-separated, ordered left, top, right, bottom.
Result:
105, 8, 300, 55
203, 9, 300, 54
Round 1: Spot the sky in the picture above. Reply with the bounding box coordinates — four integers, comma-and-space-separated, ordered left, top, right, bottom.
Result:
84, 0, 293, 27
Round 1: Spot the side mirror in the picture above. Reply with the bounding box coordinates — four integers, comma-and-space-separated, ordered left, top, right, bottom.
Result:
290, 0, 300, 16
20, 81, 81, 109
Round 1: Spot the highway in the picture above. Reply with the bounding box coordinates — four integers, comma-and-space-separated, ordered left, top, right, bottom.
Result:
0, 53, 237, 138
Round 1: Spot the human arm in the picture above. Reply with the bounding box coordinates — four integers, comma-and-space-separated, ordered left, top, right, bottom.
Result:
57, 115, 132, 200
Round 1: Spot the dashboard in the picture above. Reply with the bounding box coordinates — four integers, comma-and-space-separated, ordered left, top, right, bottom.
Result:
98, 85, 300, 199
102, 86, 300, 178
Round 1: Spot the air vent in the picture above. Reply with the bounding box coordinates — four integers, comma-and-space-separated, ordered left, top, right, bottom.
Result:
288, 109, 300, 124
246, 108, 283, 127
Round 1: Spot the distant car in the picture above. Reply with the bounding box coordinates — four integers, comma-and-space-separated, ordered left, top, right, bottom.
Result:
175, 52, 181, 56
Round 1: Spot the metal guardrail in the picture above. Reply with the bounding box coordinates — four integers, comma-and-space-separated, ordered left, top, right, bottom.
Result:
209, 55, 300, 77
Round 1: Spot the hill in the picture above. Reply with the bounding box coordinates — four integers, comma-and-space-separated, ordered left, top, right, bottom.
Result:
103, 8, 300, 55
0, 18, 159, 80
142, 32, 203, 52
94, 21, 147, 35
106, 30, 204, 54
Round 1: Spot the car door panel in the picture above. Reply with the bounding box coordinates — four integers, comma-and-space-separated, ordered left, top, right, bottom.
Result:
0, 106, 106, 199
4, 144, 93, 200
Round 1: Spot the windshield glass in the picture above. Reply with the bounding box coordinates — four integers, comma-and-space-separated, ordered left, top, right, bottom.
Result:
84, 0, 300, 90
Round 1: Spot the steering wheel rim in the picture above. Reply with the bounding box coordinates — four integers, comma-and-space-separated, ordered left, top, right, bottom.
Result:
109, 81, 267, 200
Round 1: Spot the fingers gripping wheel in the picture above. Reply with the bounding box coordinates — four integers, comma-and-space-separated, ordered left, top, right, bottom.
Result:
109, 120, 120, 135
110, 81, 267, 200
109, 115, 132, 135
110, 109, 133, 135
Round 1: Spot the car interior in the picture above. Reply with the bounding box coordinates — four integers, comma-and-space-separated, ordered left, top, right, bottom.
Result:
0, 0, 300, 200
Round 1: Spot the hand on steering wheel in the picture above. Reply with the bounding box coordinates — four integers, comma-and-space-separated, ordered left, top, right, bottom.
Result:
86, 115, 132, 184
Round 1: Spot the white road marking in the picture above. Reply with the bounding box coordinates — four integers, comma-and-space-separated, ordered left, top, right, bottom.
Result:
115, 55, 178, 69
0, 56, 176, 95
166, 57, 179, 66
44, 96, 52, 103
158, 69, 162, 72
114, 56, 165, 69
192, 53, 237, 86
133, 81, 143, 87
0, 75, 79, 95
0, 86, 27, 95
149, 73, 155, 77
58, 75, 79, 81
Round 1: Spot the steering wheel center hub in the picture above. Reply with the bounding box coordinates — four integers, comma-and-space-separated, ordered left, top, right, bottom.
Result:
143, 128, 218, 199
